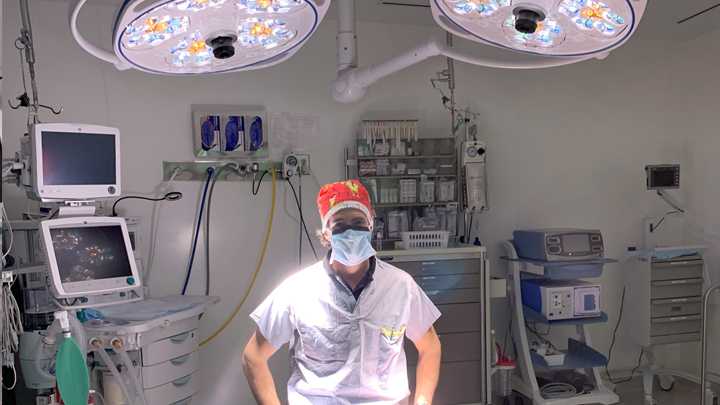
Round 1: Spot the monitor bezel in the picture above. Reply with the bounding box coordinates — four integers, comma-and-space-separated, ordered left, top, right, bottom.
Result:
31, 123, 122, 202
40, 217, 140, 298
646, 164, 680, 190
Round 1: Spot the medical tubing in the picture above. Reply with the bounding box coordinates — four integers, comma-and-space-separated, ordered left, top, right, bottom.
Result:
205, 163, 239, 295
182, 168, 214, 295
67, 313, 87, 356
34, 319, 61, 381
287, 180, 318, 260
200, 168, 276, 346
115, 346, 149, 405
93, 343, 135, 405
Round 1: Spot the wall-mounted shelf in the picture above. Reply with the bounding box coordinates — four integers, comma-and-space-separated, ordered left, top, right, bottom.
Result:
357, 155, 455, 160
374, 201, 458, 208
360, 174, 456, 179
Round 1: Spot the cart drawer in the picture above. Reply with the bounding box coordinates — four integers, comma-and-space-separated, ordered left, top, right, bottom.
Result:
650, 315, 702, 337
142, 330, 199, 367
142, 351, 200, 389
405, 332, 481, 366
409, 361, 482, 405
144, 371, 201, 405
434, 303, 480, 334
651, 297, 702, 318
390, 259, 479, 276
650, 279, 703, 300
423, 288, 479, 305
413, 274, 479, 291
651, 260, 703, 281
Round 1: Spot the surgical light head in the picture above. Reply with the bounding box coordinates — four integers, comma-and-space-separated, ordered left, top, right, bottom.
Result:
431, 0, 647, 57
70, 0, 331, 75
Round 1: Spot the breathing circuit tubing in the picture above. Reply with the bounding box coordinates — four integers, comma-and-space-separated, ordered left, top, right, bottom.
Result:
200, 168, 276, 346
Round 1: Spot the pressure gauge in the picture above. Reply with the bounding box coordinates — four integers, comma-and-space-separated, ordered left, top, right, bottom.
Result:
467, 146, 478, 158
284, 154, 299, 179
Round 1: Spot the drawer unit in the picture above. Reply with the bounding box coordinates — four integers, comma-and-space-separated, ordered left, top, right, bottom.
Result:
651, 279, 703, 300
413, 274, 479, 291
144, 371, 201, 405
651, 260, 704, 281
650, 315, 702, 337
408, 361, 482, 405
434, 303, 480, 334
423, 288, 479, 305
405, 332, 481, 366
143, 350, 200, 389
651, 297, 702, 318
142, 330, 199, 367
390, 259, 479, 277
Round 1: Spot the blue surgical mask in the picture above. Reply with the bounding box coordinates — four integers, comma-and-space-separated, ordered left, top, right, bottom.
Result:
329, 226, 377, 266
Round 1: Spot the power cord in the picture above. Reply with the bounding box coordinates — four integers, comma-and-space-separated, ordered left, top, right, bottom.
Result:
287, 179, 318, 261
2, 206, 14, 260
252, 170, 270, 195
2, 277, 23, 391
606, 287, 645, 384
540, 383, 577, 399
145, 169, 180, 286
111, 192, 182, 217
181, 168, 214, 295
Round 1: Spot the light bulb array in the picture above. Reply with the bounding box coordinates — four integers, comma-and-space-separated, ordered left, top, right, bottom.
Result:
435, 0, 640, 57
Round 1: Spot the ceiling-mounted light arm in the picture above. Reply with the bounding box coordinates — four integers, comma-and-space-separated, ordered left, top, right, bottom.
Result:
331, 35, 593, 103
337, 0, 358, 73
69, 0, 127, 69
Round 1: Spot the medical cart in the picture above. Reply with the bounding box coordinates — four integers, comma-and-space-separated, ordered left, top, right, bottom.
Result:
500, 241, 619, 405
379, 246, 497, 405
624, 246, 710, 405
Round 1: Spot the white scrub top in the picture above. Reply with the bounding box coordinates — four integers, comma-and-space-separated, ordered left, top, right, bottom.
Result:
250, 256, 441, 405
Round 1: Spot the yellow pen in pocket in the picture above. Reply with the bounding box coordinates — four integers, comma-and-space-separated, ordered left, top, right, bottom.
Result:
381, 325, 406, 338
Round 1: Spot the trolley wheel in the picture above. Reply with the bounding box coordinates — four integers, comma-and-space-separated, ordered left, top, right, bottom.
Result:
659, 375, 675, 391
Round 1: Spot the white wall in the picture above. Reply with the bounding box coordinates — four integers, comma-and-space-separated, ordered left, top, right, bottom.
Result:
679, 26, 720, 381
1, 1, 703, 402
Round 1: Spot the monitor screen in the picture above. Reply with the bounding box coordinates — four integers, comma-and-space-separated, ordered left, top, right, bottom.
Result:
49, 225, 133, 284
42, 131, 116, 185
562, 234, 590, 253
651, 168, 678, 188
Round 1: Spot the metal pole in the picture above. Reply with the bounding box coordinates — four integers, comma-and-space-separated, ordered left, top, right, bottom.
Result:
701, 284, 720, 405
19, 0, 40, 122
446, 32, 456, 136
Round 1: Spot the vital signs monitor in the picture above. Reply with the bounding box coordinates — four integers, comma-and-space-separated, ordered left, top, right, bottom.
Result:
39, 216, 140, 299
20, 123, 121, 202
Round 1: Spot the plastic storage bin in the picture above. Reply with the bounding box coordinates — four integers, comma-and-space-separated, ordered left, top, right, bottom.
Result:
401, 231, 450, 249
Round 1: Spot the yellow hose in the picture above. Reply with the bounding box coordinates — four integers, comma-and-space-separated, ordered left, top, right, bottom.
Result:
200, 168, 276, 347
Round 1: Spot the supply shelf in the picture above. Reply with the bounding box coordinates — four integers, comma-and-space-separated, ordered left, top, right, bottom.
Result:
522, 306, 608, 326
529, 338, 609, 371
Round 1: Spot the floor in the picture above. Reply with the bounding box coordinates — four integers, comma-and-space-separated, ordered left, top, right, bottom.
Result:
613, 376, 703, 405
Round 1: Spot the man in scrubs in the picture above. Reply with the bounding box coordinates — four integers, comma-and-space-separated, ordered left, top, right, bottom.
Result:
243, 180, 442, 405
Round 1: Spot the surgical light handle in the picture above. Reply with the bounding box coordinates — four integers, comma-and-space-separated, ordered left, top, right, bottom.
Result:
69, 0, 125, 68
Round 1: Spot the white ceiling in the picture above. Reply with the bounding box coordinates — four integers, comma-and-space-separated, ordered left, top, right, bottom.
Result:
41, 0, 720, 41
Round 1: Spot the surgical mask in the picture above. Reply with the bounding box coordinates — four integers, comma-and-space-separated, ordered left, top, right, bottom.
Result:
329, 226, 376, 266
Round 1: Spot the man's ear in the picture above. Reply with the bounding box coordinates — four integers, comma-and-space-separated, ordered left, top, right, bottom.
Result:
323, 229, 332, 241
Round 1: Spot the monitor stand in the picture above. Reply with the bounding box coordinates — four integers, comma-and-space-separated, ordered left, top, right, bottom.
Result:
49, 201, 97, 219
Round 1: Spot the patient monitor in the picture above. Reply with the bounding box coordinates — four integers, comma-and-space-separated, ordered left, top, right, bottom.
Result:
20, 123, 121, 202
39, 216, 142, 309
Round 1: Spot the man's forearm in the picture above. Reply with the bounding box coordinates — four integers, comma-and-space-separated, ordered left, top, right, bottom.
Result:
414, 343, 442, 404
242, 355, 282, 405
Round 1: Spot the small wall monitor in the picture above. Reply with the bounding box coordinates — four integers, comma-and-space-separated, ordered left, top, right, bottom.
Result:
21, 123, 121, 202
646, 164, 680, 190
40, 217, 140, 299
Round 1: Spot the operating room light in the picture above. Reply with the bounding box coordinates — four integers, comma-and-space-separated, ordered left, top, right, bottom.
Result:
432, 0, 646, 57
70, 0, 330, 74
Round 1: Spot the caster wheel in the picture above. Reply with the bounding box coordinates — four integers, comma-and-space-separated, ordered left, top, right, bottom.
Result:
659, 375, 675, 391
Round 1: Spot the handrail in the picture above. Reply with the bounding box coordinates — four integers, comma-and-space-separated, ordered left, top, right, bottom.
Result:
701, 284, 720, 405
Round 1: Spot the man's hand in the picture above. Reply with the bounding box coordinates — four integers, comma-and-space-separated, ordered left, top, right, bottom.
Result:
412, 326, 441, 405
242, 329, 282, 405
